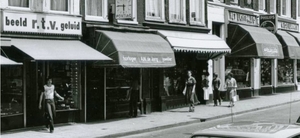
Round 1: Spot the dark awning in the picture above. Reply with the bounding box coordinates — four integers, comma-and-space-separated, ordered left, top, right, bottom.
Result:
10, 39, 111, 61
0, 55, 22, 65
275, 30, 300, 59
287, 32, 300, 60
157, 30, 231, 59
227, 24, 284, 59
94, 30, 176, 68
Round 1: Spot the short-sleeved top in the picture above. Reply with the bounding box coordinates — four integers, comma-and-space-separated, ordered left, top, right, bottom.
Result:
226, 78, 237, 89
44, 85, 55, 99
186, 77, 196, 86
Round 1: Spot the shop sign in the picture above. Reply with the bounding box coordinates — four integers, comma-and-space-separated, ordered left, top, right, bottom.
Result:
121, 55, 173, 64
278, 21, 299, 32
259, 14, 277, 33
2, 11, 81, 35
227, 11, 258, 26
262, 45, 279, 57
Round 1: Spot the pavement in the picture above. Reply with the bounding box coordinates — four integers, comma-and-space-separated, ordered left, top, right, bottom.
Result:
2, 91, 300, 138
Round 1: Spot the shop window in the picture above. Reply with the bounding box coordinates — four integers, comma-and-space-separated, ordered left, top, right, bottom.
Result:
145, 0, 165, 21
278, 59, 294, 85
270, 0, 276, 13
259, 0, 266, 12
51, 0, 68, 12
244, 0, 253, 9
85, 0, 108, 22
281, 0, 291, 17
1, 66, 23, 116
48, 61, 80, 110
261, 59, 271, 86
8, 0, 29, 8
189, 0, 205, 26
169, 0, 186, 24
225, 57, 250, 88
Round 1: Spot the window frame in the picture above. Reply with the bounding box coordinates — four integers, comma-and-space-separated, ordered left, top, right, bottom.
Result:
145, 0, 165, 22
116, 0, 138, 25
281, 0, 291, 17
6, 0, 31, 11
47, 0, 70, 14
168, 0, 186, 24
84, 0, 108, 22
270, 0, 276, 14
244, 0, 253, 9
189, 0, 205, 26
298, 0, 300, 17
259, 0, 266, 12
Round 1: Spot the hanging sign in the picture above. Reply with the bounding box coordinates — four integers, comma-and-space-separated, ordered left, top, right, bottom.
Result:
259, 14, 277, 33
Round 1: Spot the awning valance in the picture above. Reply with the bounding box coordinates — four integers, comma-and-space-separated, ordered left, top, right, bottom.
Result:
157, 30, 231, 59
0, 55, 22, 65
10, 39, 111, 61
94, 30, 176, 68
275, 30, 300, 59
227, 24, 284, 59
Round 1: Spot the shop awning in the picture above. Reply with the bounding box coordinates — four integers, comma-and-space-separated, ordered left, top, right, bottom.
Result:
227, 24, 284, 59
94, 30, 176, 68
275, 30, 300, 59
0, 55, 22, 65
10, 39, 111, 61
157, 30, 231, 59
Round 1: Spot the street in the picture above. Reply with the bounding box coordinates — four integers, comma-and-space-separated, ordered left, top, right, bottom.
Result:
121, 101, 300, 138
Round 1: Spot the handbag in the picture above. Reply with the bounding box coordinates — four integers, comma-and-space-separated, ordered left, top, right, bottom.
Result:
182, 86, 187, 95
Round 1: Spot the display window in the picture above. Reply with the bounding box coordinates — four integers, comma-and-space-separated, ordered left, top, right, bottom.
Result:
225, 57, 250, 88
1, 66, 23, 116
261, 59, 271, 86
277, 59, 294, 85
39, 61, 81, 110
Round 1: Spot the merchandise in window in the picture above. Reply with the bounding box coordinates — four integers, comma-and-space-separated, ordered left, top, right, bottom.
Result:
225, 58, 250, 88
51, 0, 68, 12
261, 59, 271, 86
189, 0, 204, 25
48, 61, 80, 110
244, 0, 253, 9
1, 66, 23, 116
86, 0, 103, 16
8, 0, 29, 7
169, 0, 186, 23
278, 59, 294, 85
145, 0, 164, 21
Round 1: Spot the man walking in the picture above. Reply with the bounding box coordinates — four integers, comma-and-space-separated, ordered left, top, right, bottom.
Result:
212, 73, 221, 106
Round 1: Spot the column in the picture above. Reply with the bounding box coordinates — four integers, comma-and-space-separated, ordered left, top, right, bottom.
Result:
272, 59, 278, 93
251, 58, 261, 96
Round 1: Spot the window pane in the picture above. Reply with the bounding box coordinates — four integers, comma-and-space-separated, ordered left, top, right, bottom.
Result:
298, 0, 300, 16
8, 0, 29, 7
261, 59, 271, 86
86, 0, 103, 16
190, 0, 203, 23
282, 0, 287, 15
244, 0, 253, 9
259, 0, 265, 11
225, 58, 250, 88
51, 0, 68, 11
169, 0, 185, 22
278, 59, 294, 85
270, 0, 276, 13
146, 0, 162, 18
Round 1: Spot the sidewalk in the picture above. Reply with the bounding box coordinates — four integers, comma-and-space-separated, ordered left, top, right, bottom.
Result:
2, 91, 300, 138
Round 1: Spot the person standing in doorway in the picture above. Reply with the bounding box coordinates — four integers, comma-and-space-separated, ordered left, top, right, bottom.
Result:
212, 73, 221, 106
128, 76, 140, 117
225, 73, 237, 107
184, 70, 199, 112
39, 77, 64, 133
202, 73, 210, 104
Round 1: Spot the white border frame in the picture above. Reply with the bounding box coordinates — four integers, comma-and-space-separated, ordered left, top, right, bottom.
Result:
281, 0, 291, 18
189, 0, 205, 26
117, 0, 138, 25
145, 0, 165, 22
2, 0, 31, 11
168, 0, 186, 24
85, 0, 108, 22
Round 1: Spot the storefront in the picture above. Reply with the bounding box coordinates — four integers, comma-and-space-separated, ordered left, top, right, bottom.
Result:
157, 30, 231, 110
1, 11, 110, 130
83, 28, 176, 120
225, 10, 284, 98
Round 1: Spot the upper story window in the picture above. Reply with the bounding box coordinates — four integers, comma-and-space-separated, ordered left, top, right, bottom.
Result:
244, 0, 253, 9
259, 0, 266, 12
281, 0, 291, 17
8, 0, 29, 8
270, 0, 276, 13
298, 0, 300, 17
169, 0, 186, 24
116, 0, 138, 25
51, 0, 68, 12
189, 0, 205, 26
145, 0, 165, 21
85, 0, 108, 22
230, 0, 239, 5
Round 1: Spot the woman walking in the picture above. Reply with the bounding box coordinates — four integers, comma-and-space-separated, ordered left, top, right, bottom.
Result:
39, 77, 64, 133
184, 70, 199, 112
225, 73, 237, 107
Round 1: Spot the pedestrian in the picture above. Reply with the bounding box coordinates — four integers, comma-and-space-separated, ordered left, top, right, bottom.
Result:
212, 73, 221, 106
202, 73, 210, 104
225, 73, 237, 107
39, 77, 64, 133
183, 70, 199, 112
128, 76, 140, 117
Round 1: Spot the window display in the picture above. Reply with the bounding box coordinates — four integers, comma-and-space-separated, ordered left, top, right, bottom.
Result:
225, 57, 250, 88
1, 66, 23, 116
48, 61, 80, 110
278, 59, 294, 85
261, 59, 271, 86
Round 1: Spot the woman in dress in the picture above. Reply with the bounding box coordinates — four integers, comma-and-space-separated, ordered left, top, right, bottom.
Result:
39, 77, 64, 133
225, 73, 237, 107
184, 70, 199, 112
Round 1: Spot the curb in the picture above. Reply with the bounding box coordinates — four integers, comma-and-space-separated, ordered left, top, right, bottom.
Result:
99, 99, 300, 138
